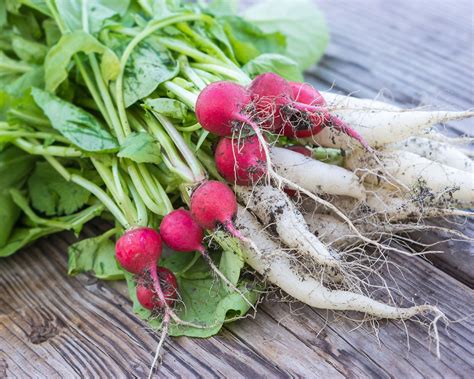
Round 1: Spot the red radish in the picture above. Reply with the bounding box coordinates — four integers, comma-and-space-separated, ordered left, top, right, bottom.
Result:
215, 135, 267, 185
190, 180, 242, 238
195, 81, 256, 136
115, 227, 162, 274
289, 82, 325, 106
160, 209, 205, 253
160, 208, 254, 307
283, 145, 312, 197
136, 268, 178, 310
248, 72, 294, 131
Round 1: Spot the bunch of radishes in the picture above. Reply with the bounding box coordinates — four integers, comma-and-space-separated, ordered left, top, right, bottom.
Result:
196, 72, 369, 187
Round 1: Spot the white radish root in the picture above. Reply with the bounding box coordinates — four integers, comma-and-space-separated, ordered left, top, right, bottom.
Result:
345, 150, 474, 206
386, 137, 473, 172
236, 207, 445, 328
305, 110, 474, 149
235, 185, 340, 267
321, 91, 401, 111
270, 146, 366, 200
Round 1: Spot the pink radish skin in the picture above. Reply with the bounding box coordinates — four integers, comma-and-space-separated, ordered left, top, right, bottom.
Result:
160, 208, 255, 308
190, 181, 242, 238
215, 135, 267, 185
136, 268, 178, 310
196, 81, 255, 136
115, 227, 162, 275
249, 73, 294, 131
289, 82, 326, 106
160, 209, 205, 253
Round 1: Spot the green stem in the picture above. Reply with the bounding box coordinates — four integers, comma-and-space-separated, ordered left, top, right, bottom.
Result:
43, 155, 130, 228
127, 177, 148, 226
176, 22, 237, 68
179, 56, 207, 90
158, 37, 224, 66
137, 164, 173, 213
191, 63, 250, 84
153, 113, 205, 182
7, 109, 50, 127
175, 123, 201, 132
163, 81, 198, 109
136, 113, 194, 182
127, 164, 167, 216
14, 138, 83, 157
92, 158, 138, 224
0, 131, 70, 143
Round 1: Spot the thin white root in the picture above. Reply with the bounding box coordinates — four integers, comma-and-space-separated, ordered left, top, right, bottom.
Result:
306, 110, 474, 149
270, 147, 366, 200
235, 208, 445, 324
345, 150, 474, 206
235, 185, 340, 267
148, 314, 169, 379
386, 137, 473, 172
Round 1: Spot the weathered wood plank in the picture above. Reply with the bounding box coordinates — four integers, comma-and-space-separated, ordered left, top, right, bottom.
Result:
1, 226, 473, 378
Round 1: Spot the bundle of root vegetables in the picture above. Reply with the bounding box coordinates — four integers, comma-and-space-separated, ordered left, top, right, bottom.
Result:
1, 0, 473, 371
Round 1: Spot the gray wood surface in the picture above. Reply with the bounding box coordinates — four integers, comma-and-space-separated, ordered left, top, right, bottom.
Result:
1, 0, 473, 378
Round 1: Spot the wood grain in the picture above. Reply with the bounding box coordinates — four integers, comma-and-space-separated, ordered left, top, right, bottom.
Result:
1, 0, 473, 377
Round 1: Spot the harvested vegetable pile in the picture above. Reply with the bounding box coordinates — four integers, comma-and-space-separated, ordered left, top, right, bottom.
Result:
1, 0, 473, 374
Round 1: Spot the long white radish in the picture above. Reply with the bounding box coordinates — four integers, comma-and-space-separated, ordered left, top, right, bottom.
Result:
270, 147, 366, 200
320, 91, 401, 111
236, 207, 443, 322
303, 213, 355, 247
305, 110, 474, 149
235, 185, 339, 267
347, 150, 474, 206
386, 137, 473, 172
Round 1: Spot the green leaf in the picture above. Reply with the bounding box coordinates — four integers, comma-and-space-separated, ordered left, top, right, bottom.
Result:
56, 0, 129, 35
243, 53, 303, 81
123, 39, 179, 107
220, 15, 286, 65
68, 230, 124, 280
204, 0, 238, 16
0, 226, 58, 257
0, 1, 7, 28
0, 192, 21, 248
5, 67, 44, 96
27, 162, 91, 216
117, 132, 161, 164
45, 31, 120, 92
12, 0, 50, 16
0, 145, 36, 189
11, 35, 47, 64
31, 88, 119, 152
243, 0, 329, 70
144, 98, 188, 119
0, 202, 103, 257
43, 19, 61, 46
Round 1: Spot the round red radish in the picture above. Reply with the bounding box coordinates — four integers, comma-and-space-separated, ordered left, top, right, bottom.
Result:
190, 181, 237, 232
215, 135, 267, 185
160, 209, 204, 253
289, 82, 326, 106
195, 81, 253, 136
115, 227, 162, 274
248, 73, 293, 131
281, 82, 330, 138
136, 267, 178, 310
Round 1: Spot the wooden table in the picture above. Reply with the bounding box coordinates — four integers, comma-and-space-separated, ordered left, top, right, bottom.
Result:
1, 0, 473, 377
